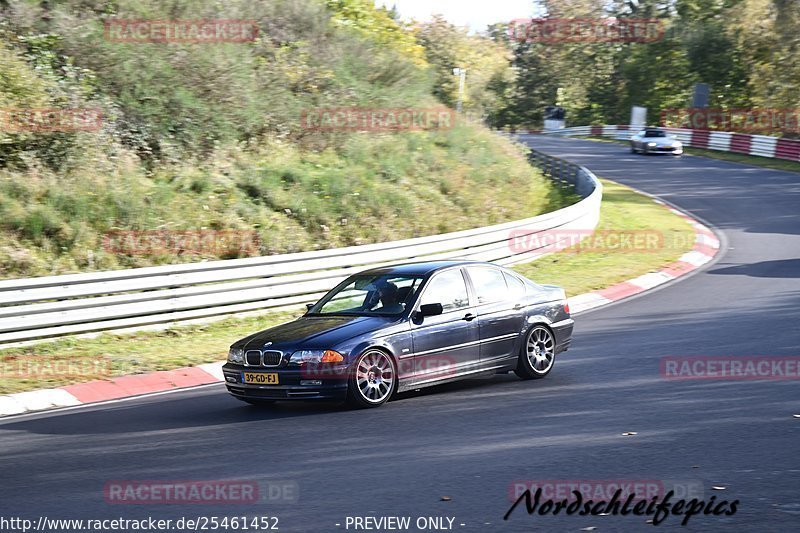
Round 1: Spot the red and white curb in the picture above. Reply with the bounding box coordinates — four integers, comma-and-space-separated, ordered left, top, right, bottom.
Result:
0, 362, 224, 417
0, 210, 721, 418
567, 205, 721, 314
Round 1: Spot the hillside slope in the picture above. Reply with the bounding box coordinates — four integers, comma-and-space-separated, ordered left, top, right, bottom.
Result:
0, 0, 571, 278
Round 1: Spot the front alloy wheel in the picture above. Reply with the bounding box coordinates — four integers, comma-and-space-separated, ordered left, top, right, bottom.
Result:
515, 325, 555, 379
347, 349, 396, 408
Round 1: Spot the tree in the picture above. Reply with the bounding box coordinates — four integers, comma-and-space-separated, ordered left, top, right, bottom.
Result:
416, 16, 516, 124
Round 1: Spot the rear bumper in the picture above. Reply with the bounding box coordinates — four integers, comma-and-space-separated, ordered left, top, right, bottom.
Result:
222, 363, 349, 401
551, 318, 574, 354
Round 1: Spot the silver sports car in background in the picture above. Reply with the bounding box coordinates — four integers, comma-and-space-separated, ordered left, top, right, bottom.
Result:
630, 128, 683, 155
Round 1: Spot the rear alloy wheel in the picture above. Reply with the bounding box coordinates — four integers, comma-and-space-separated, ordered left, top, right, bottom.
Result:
515, 325, 555, 379
347, 349, 396, 408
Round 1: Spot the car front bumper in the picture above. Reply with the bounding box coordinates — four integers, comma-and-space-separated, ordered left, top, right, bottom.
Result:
222, 363, 350, 401
648, 144, 683, 154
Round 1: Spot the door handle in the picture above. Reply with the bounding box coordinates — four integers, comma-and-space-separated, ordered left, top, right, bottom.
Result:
513, 304, 523, 310
463, 313, 476, 321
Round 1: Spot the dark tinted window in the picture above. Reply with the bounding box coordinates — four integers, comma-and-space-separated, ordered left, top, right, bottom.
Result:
644, 130, 666, 137
419, 269, 470, 312
467, 267, 509, 304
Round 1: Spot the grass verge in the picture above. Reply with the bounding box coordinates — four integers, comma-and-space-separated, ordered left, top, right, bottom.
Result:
512, 179, 696, 297
0, 178, 697, 395
0, 312, 300, 395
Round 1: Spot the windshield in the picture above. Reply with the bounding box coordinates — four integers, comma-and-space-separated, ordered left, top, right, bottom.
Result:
309, 274, 424, 316
644, 130, 667, 137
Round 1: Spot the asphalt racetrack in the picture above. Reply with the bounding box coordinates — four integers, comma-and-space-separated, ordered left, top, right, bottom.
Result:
1, 136, 798, 532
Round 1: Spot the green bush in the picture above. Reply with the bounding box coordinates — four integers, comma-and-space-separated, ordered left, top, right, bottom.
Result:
0, 0, 574, 279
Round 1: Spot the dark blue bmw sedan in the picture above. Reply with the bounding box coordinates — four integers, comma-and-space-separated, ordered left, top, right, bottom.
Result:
223, 261, 573, 408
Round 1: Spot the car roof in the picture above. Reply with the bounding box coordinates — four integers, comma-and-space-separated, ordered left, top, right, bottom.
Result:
357, 260, 502, 277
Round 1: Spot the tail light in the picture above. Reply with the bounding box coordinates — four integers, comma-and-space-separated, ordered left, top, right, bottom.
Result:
564, 300, 570, 315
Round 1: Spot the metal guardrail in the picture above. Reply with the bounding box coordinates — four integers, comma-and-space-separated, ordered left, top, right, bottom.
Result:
529, 151, 597, 197
0, 149, 602, 344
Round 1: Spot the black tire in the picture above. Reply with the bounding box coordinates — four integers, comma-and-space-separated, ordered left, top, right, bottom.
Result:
242, 399, 277, 406
346, 348, 397, 409
630, 143, 637, 153
514, 325, 556, 380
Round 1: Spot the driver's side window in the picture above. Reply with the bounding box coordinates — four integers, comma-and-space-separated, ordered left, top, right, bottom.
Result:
419, 269, 469, 313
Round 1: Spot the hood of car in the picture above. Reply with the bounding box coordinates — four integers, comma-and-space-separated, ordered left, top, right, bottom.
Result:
237, 315, 392, 351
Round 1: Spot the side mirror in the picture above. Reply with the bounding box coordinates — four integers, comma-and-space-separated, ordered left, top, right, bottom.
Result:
418, 303, 444, 317
305, 303, 314, 312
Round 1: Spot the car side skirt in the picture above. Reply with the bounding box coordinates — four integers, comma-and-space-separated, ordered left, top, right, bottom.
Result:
396, 357, 517, 393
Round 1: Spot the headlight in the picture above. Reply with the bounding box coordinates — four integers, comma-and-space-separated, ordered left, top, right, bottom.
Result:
289, 350, 345, 364
647, 142, 657, 147
228, 347, 244, 364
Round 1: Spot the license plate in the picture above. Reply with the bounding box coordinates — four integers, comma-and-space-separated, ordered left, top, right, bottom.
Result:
242, 372, 279, 385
